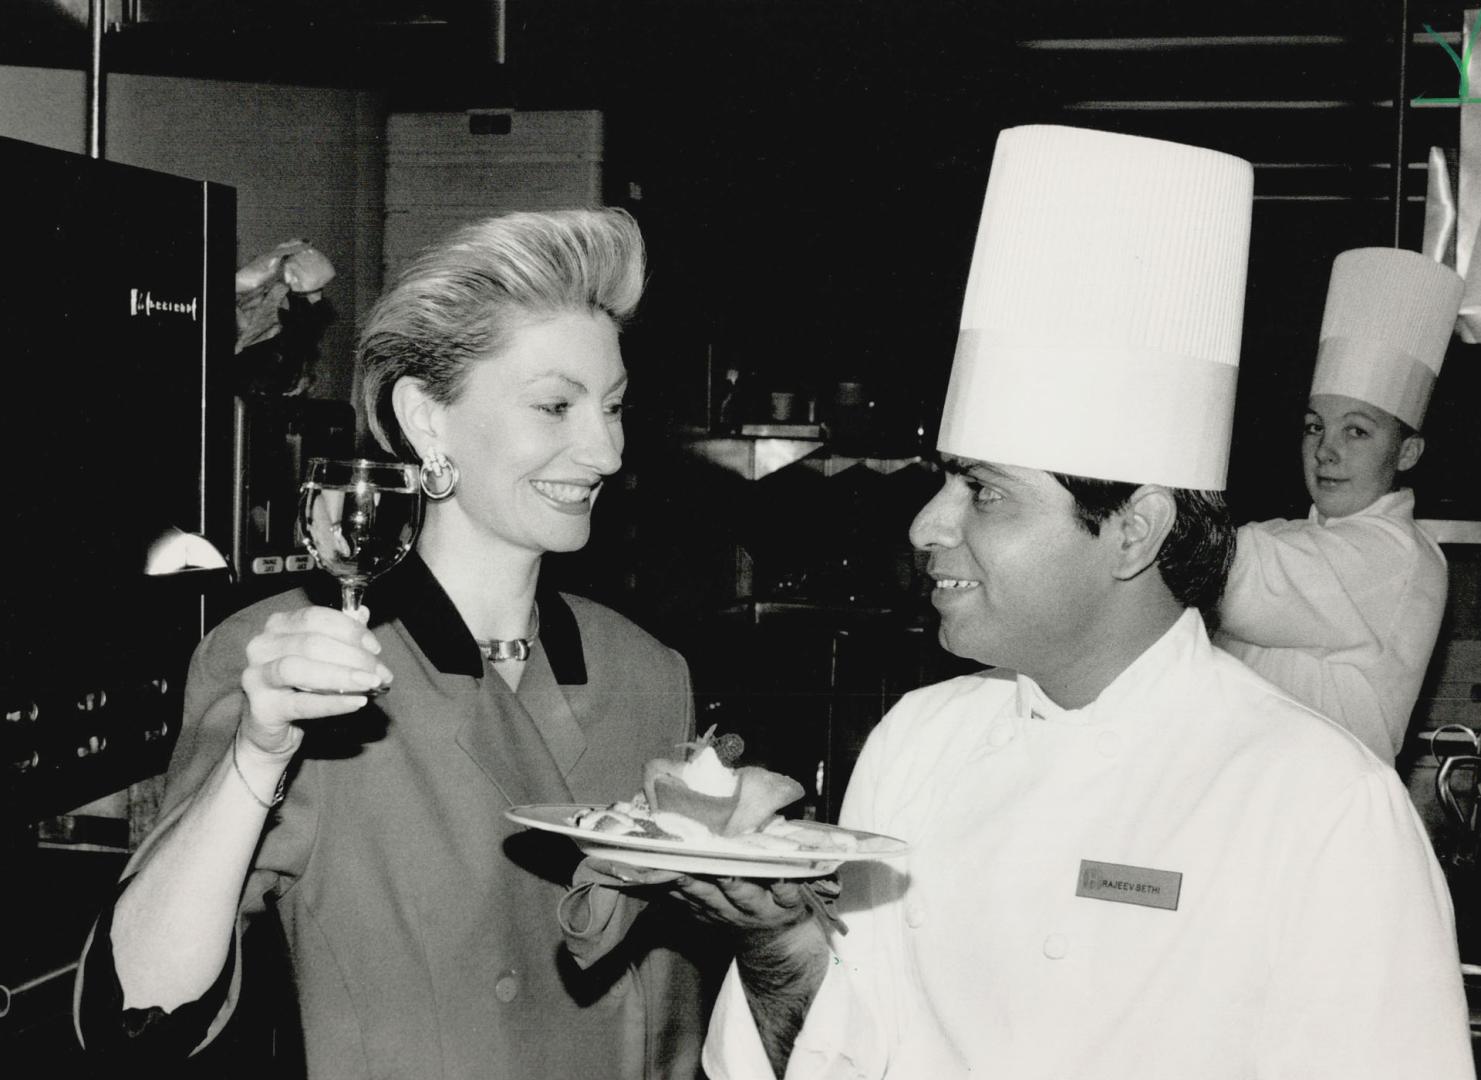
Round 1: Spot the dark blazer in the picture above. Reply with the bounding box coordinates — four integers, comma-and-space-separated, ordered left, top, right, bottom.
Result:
77, 554, 707, 1079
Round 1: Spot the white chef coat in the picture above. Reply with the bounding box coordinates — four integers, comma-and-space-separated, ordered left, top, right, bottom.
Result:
703, 610, 1472, 1080
1214, 488, 1447, 763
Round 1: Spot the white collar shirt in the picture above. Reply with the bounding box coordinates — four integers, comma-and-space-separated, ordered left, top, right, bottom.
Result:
1214, 488, 1447, 762
703, 610, 1471, 1079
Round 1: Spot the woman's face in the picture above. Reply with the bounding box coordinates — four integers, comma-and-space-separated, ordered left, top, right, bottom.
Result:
432, 310, 627, 556
1301, 393, 1415, 520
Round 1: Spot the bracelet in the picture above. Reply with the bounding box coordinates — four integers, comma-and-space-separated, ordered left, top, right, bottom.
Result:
231, 731, 288, 810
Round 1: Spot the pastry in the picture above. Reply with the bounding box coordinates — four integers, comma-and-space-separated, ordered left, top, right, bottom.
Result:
569, 727, 829, 852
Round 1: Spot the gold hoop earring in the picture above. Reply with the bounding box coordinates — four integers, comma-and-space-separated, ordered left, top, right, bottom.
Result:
419, 449, 459, 501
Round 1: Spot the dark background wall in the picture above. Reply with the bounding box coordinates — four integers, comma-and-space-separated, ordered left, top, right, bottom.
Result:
5, 0, 1480, 527
4, 8, 1481, 1069
6, 0, 1480, 797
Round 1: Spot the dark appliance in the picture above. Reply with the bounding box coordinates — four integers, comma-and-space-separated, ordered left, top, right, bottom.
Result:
0, 136, 236, 823
0, 136, 235, 1071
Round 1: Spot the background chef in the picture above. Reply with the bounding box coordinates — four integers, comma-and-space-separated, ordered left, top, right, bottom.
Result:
1215, 247, 1461, 763
676, 125, 1473, 1080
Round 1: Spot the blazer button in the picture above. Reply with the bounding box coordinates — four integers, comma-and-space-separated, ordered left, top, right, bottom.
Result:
494, 972, 521, 1003
905, 901, 927, 928
987, 723, 1014, 749
1042, 934, 1069, 960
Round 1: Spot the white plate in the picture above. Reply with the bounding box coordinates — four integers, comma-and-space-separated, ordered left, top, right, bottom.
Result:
506, 803, 908, 879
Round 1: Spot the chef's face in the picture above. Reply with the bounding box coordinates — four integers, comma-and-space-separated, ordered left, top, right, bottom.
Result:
433, 310, 627, 555
1301, 393, 1420, 521
909, 456, 1114, 673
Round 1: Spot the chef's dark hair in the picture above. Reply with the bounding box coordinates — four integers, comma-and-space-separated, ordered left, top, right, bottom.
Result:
358, 207, 647, 460
1050, 474, 1236, 613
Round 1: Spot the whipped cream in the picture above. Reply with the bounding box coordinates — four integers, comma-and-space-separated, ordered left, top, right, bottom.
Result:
680, 745, 739, 797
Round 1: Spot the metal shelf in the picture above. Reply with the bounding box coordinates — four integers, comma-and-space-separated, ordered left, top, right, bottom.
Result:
680, 434, 923, 482
1420, 520, 1481, 545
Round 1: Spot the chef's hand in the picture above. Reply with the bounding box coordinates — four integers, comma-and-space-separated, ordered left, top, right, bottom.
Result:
667, 875, 820, 934
671, 874, 835, 1043
239, 604, 393, 756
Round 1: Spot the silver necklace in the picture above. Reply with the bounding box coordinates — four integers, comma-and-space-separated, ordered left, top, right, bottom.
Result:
475, 605, 539, 663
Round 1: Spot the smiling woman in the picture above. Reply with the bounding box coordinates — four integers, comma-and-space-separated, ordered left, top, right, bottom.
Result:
353, 210, 646, 665
396, 311, 628, 570
75, 209, 709, 1080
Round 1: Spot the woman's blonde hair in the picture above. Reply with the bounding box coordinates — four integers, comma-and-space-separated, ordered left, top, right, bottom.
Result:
358, 207, 646, 458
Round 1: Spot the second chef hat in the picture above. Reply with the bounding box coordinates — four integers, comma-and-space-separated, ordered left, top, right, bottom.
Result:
937, 125, 1254, 490
1311, 247, 1463, 430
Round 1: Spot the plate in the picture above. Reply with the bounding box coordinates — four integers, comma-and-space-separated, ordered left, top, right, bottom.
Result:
506, 804, 909, 879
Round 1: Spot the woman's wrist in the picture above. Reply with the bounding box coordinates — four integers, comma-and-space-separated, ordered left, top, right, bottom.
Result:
229, 723, 297, 811
236, 729, 299, 759
235, 698, 303, 758
228, 731, 286, 810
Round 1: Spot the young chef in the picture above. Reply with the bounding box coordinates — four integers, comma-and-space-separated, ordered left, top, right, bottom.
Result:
679, 125, 1473, 1079
1214, 247, 1461, 763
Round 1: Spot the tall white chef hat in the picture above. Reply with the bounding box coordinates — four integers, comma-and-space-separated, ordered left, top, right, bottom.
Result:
1311, 247, 1463, 430
937, 125, 1254, 490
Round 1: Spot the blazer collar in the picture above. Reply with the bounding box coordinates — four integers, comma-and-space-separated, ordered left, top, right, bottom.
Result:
361, 551, 589, 685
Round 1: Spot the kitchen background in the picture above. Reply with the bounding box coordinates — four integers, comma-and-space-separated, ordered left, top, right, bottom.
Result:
2, 0, 1480, 1072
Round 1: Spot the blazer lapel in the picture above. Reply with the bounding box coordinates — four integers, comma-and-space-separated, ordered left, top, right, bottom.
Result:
516, 644, 588, 777
455, 653, 576, 808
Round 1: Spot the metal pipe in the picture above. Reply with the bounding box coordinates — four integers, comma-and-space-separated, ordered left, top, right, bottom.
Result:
0, 961, 80, 1020
86, 0, 105, 159
1391, 0, 1410, 244
492, 0, 507, 65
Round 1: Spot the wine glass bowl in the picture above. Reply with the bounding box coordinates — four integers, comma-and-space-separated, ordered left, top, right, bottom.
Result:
298, 458, 423, 615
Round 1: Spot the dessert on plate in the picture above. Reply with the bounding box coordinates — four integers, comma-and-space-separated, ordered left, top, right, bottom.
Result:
568, 727, 861, 856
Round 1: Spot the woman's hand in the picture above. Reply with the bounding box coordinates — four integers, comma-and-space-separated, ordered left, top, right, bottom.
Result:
238, 605, 393, 755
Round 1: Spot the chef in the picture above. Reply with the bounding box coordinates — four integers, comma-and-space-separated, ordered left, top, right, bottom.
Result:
680, 125, 1473, 1079
1214, 247, 1461, 763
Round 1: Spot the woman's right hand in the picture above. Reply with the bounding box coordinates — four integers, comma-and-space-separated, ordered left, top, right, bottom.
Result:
238, 605, 393, 755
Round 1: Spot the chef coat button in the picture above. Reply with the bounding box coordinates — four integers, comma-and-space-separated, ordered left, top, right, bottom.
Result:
1096, 731, 1122, 758
607, 975, 629, 1000
494, 972, 521, 1003
905, 902, 927, 928
988, 723, 1014, 749
1042, 934, 1068, 960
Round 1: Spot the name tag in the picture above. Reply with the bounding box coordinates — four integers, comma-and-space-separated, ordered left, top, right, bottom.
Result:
1076, 860, 1182, 911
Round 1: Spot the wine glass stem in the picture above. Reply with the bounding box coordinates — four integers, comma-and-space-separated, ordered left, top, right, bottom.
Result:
341, 582, 367, 615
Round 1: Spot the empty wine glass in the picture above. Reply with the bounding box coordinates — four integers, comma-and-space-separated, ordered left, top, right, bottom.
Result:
299, 458, 423, 615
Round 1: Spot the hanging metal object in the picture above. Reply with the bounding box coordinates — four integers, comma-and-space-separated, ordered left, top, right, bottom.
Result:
85, 0, 105, 159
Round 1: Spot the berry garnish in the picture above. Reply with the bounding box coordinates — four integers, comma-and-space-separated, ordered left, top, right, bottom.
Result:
712, 733, 745, 767
677, 723, 745, 766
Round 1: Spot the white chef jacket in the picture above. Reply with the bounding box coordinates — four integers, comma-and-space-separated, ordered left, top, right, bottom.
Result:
1214, 488, 1447, 763
703, 610, 1472, 1080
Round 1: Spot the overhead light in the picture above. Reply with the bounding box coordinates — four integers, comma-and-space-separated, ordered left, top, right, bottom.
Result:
145, 527, 229, 576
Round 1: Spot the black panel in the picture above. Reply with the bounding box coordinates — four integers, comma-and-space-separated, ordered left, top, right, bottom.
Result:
0, 136, 235, 820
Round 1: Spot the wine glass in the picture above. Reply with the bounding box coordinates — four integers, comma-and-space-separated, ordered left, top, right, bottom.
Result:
298, 458, 423, 615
